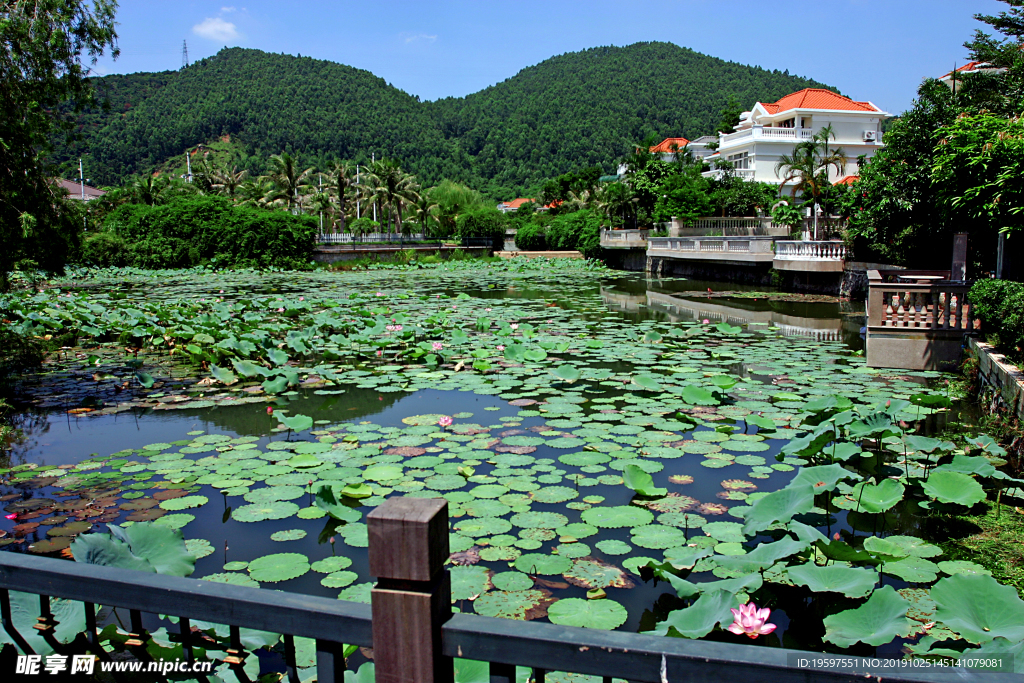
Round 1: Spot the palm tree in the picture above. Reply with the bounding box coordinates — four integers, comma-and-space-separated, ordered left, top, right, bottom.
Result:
596, 182, 633, 228
238, 176, 276, 208
360, 159, 420, 235
410, 194, 438, 237
327, 162, 356, 233
208, 163, 249, 199
128, 175, 171, 206
263, 152, 315, 213
774, 124, 847, 239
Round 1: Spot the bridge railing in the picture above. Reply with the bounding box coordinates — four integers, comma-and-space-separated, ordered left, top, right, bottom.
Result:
0, 498, 1006, 683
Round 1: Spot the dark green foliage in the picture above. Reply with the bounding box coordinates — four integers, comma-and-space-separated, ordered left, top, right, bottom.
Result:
101, 196, 317, 269
1, 0, 118, 288
653, 167, 712, 223
969, 279, 1024, 361
0, 325, 46, 381
545, 210, 603, 259
709, 178, 778, 218
455, 208, 508, 251
53, 43, 830, 198
81, 231, 129, 267
514, 223, 547, 251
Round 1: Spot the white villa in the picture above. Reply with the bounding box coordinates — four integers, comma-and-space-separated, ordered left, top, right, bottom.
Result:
703, 88, 890, 191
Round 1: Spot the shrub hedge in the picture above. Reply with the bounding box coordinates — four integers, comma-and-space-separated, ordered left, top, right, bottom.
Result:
83, 196, 318, 269
969, 278, 1024, 362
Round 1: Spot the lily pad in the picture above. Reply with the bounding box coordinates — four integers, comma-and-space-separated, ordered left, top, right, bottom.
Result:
247, 552, 310, 583
547, 597, 627, 630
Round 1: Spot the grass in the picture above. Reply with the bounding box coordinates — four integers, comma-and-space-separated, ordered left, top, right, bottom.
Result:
939, 500, 1024, 597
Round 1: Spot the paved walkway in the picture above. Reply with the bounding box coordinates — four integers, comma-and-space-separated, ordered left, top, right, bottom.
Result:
496, 251, 583, 259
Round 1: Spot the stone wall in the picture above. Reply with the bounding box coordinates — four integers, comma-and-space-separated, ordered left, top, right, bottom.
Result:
970, 337, 1024, 423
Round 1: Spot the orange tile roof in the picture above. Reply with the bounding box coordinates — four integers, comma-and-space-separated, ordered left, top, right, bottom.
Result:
649, 137, 690, 153
940, 61, 994, 79
500, 198, 534, 209
761, 88, 881, 114
833, 175, 859, 186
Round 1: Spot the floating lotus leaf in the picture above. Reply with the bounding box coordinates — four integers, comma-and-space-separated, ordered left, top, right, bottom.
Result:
682, 386, 718, 406
787, 464, 861, 492
202, 572, 260, 587
270, 529, 307, 542
338, 522, 368, 547
461, 499, 511, 518
454, 517, 512, 537
823, 586, 914, 647
702, 521, 745, 543
245, 485, 305, 504
287, 453, 323, 468
364, 465, 403, 481
644, 494, 698, 514
232, 501, 300, 522
311, 556, 353, 573
28, 538, 72, 553
451, 565, 493, 601
630, 525, 687, 550
547, 597, 627, 630
247, 552, 310, 582
338, 583, 373, 603
491, 571, 533, 592
223, 561, 249, 571
473, 589, 556, 620
514, 553, 572, 575
787, 564, 878, 598
557, 523, 598, 539
402, 414, 448, 426
555, 543, 590, 559
479, 546, 521, 562
563, 558, 634, 589
469, 484, 509, 499
530, 486, 578, 504
321, 571, 358, 588
921, 471, 986, 507
510, 512, 568, 529
580, 506, 653, 529
154, 514, 194, 530
594, 539, 632, 555
158, 495, 208, 511
658, 512, 706, 528
185, 538, 214, 559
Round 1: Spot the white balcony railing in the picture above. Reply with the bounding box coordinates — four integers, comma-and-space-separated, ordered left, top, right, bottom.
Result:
600, 229, 649, 249
774, 240, 847, 261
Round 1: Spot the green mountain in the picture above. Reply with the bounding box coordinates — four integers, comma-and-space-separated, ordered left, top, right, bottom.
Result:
53, 42, 832, 198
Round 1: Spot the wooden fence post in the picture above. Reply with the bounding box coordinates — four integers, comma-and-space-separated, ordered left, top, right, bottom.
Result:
368, 496, 453, 683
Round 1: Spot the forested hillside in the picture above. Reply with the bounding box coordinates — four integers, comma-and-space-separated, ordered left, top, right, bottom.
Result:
52, 42, 831, 198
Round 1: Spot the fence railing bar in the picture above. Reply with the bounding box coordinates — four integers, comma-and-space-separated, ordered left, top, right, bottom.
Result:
1, 588, 34, 655
36, 594, 67, 655
440, 613, 1012, 683
315, 638, 344, 683
0, 553, 373, 646
283, 633, 300, 683
490, 660, 516, 683
227, 625, 250, 683
533, 667, 545, 683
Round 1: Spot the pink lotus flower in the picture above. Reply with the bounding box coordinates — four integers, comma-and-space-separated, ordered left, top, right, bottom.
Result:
510, 323, 519, 330
438, 416, 453, 428
376, 350, 383, 357
432, 342, 443, 351
727, 602, 776, 639
702, 319, 710, 324
299, 297, 304, 301
277, 308, 285, 312
329, 536, 336, 544
4, 513, 17, 520
393, 325, 402, 332
267, 406, 273, 415
376, 292, 384, 297
497, 345, 505, 351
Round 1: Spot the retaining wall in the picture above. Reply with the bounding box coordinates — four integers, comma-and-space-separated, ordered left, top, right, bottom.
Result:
970, 337, 1024, 423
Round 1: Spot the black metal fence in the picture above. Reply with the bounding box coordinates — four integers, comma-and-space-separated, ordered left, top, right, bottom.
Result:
0, 498, 1012, 683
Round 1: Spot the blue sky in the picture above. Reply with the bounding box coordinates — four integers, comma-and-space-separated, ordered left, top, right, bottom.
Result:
94, 1, 1006, 115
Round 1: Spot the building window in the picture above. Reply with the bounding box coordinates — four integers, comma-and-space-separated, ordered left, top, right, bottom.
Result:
727, 152, 750, 170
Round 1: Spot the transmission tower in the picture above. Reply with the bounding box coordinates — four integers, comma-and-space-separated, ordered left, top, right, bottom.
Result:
182, 40, 189, 69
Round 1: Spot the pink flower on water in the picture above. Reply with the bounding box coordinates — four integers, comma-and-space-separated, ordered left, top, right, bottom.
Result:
376, 292, 384, 297
727, 602, 776, 639
702, 319, 710, 324
266, 406, 273, 415
299, 297, 304, 301
497, 345, 505, 351
329, 536, 336, 544
510, 323, 519, 330
432, 342, 443, 351
393, 325, 402, 332
376, 350, 383, 357
438, 416, 453, 428
219, 290, 224, 293
4, 513, 17, 520
485, 308, 492, 312
277, 307, 285, 312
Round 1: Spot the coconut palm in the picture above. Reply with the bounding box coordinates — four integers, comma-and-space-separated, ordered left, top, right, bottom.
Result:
360, 158, 420, 234
208, 164, 249, 199
410, 194, 438, 237
263, 152, 315, 213
774, 124, 847, 239
326, 162, 356, 233
238, 176, 276, 208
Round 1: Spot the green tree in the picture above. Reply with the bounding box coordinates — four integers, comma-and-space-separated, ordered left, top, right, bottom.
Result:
1, 0, 119, 288
774, 124, 847, 238
263, 152, 314, 212
652, 166, 712, 223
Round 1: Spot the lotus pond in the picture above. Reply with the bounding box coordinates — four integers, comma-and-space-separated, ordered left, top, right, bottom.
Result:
1, 258, 1022, 676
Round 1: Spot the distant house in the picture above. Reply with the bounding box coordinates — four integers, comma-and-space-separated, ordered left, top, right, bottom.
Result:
57, 179, 105, 201
938, 61, 1006, 88
703, 88, 890, 191
497, 198, 535, 213
833, 175, 860, 186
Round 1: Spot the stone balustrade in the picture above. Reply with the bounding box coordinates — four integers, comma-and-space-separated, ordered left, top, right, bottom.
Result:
599, 228, 649, 249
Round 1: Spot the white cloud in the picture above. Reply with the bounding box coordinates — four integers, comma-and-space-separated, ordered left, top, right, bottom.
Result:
193, 17, 239, 42
221, 6, 236, 12
403, 33, 437, 44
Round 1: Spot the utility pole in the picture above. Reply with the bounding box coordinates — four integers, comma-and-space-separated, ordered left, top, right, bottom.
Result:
371, 153, 377, 224
356, 164, 360, 220
182, 40, 189, 69
319, 173, 323, 233
186, 148, 192, 183
78, 158, 87, 231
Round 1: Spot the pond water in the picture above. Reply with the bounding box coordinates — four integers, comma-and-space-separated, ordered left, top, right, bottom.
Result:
3, 261, 995, 669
